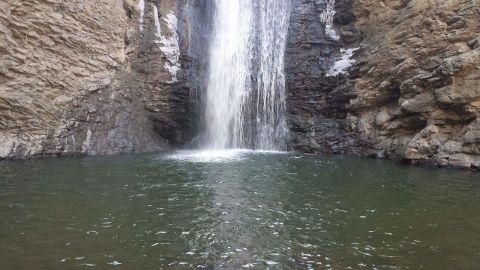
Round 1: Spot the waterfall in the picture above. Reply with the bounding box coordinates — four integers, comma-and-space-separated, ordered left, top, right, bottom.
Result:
204, 0, 291, 151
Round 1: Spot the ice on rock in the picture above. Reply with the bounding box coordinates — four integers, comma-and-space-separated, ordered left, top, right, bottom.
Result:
320, 0, 339, 40
153, 11, 180, 83
327, 48, 359, 77
138, 0, 145, 32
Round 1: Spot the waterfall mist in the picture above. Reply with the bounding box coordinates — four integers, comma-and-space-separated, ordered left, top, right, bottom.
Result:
204, 0, 291, 150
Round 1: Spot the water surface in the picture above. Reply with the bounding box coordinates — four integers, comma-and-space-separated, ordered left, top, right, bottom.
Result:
1, 151, 480, 269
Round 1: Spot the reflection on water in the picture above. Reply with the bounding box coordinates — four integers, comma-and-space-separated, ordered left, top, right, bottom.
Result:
1, 152, 480, 269
165, 149, 286, 163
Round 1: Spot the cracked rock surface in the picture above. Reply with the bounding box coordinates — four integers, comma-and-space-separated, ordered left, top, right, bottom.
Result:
0, 0, 211, 158
347, 0, 480, 168
286, 0, 480, 169
1, 0, 479, 170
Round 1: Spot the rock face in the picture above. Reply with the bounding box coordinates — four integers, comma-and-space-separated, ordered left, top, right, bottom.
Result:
1, 0, 479, 169
286, 0, 358, 154
0, 0, 211, 158
286, 0, 480, 169
348, 0, 480, 169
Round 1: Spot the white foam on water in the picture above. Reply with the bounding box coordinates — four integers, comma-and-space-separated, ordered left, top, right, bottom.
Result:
166, 149, 286, 163
265, 260, 279, 266
108, 261, 122, 266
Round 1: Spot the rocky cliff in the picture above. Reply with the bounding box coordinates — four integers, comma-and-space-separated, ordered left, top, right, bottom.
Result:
286, 0, 358, 154
287, 0, 480, 169
1, 0, 480, 169
348, 0, 480, 169
0, 0, 211, 158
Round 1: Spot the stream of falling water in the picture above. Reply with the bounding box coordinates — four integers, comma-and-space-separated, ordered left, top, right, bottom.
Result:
204, 0, 291, 151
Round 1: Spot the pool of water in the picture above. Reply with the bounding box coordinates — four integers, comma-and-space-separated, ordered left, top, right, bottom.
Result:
1, 151, 480, 269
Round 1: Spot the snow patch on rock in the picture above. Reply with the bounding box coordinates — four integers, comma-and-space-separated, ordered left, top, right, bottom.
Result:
138, 0, 145, 32
327, 48, 359, 77
0, 136, 17, 158
320, 0, 339, 40
82, 128, 92, 153
153, 5, 161, 38
157, 13, 181, 83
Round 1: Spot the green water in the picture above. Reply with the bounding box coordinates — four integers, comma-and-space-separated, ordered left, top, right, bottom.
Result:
1, 151, 480, 269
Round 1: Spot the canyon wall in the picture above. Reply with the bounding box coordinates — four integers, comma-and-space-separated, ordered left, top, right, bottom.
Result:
286, 0, 480, 169
0, 0, 211, 158
286, 0, 358, 154
347, 0, 480, 169
1, 0, 479, 169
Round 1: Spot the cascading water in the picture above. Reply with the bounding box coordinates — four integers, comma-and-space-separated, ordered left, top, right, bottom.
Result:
204, 0, 291, 151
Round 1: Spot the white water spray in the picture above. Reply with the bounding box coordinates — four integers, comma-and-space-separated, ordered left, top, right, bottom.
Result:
204, 0, 291, 150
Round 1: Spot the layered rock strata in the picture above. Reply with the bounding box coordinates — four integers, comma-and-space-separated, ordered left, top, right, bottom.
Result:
349, 0, 480, 169
1, 0, 480, 169
286, 0, 480, 169
0, 0, 211, 158
286, 0, 359, 154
